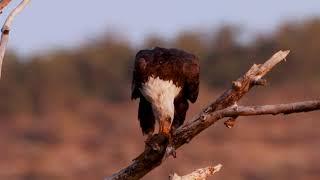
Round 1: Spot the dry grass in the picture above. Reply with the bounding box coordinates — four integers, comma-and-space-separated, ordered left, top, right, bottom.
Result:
0, 83, 320, 180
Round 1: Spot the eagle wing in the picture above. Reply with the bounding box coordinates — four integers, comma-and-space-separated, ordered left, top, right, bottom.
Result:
131, 51, 156, 135
183, 57, 200, 103
131, 52, 148, 100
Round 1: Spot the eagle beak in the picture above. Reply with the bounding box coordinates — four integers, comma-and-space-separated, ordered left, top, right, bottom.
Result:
159, 117, 177, 158
159, 117, 172, 137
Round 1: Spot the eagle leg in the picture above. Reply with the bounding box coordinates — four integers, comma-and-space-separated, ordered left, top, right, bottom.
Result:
145, 132, 161, 151
145, 131, 153, 142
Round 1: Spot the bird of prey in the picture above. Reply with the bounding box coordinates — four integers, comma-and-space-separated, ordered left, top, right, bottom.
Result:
131, 47, 200, 157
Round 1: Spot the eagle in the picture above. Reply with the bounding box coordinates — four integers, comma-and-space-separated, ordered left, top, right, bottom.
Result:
131, 47, 200, 156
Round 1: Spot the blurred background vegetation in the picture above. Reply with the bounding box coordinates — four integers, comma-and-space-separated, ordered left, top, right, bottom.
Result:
0, 18, 320, 180
2, 19, 320, 115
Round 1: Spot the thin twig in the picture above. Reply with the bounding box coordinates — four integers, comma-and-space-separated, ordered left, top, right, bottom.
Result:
0, 0, 30, 78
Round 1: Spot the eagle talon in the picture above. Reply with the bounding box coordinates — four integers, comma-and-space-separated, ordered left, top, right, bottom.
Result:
151, 143, 161, 151
165, 144, 176, 158
231, 102, 238, 110
145, 139, 161, 151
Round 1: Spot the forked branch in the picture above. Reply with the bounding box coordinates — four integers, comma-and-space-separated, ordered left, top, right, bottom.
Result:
106, 50, 320, 180
0, 0, 30, 78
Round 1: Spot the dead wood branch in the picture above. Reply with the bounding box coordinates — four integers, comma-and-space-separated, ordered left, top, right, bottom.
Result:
169, 164, 222, 180
106, 50, 319, 180
174, 50, 290, 147
0, 0, 30, 78
221, 100, 320, 117
184, 100, 320, 132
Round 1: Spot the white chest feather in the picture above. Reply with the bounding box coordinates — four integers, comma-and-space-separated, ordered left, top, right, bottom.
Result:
140, 76, 181, 121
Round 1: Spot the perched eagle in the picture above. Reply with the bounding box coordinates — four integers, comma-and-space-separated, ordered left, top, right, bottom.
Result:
131, 47, 200, 155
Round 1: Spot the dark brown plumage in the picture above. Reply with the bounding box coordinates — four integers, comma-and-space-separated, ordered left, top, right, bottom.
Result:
131, 47, 200, 136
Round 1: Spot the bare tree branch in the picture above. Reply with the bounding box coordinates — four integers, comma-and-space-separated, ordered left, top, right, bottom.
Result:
169, 164, 223, 180
0, 0, 12, 12
0, 0, 30, 78
179, 100, 320, 134
105, 50, 319, 180
106, 50, 291, 180
221, 100, 320, 117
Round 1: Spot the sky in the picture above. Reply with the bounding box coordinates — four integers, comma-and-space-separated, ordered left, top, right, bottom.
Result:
1, 0, 320, 55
